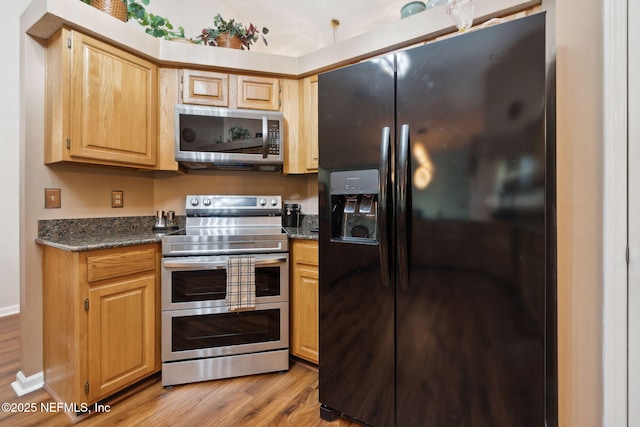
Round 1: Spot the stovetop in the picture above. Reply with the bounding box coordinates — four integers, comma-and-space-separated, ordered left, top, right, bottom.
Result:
185, 195, 282, 217
161, 195, 288, 256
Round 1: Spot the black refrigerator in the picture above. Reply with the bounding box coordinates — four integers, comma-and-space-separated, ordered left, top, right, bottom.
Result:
318, 13, 556, 427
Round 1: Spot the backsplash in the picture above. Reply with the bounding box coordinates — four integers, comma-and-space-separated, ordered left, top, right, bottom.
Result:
38, 216, 186, 239
300, 214, 319, 229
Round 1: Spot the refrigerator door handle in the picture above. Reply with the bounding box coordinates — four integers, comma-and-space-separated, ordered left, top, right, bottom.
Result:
379, 126, 391, 287
398, 124, 410, 290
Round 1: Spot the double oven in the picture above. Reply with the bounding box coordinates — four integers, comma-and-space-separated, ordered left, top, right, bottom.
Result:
161, 195, 289, 386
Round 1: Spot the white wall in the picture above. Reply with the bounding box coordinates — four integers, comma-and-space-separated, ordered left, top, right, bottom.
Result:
555, 0, 605, 424
628, 0, 639, 424
0, 0, 32, 316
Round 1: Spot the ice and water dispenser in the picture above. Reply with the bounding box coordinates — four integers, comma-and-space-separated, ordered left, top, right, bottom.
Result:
330, 169, 379, 244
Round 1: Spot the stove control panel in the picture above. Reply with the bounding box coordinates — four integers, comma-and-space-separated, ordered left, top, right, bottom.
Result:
185, 195, 283, 217
259, 198, 279, 207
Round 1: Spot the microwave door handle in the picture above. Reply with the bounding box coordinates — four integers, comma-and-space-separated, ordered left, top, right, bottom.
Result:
261, 116, 268, 158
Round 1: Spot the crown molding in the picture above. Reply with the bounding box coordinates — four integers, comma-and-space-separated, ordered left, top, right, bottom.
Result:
21, 0, 540, 76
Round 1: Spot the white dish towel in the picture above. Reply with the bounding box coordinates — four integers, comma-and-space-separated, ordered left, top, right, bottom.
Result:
225, 256, 256, 311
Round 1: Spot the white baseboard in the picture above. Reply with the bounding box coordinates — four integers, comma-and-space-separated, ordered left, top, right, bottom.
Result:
11, 371, 44, 396
0, 305, 19, 317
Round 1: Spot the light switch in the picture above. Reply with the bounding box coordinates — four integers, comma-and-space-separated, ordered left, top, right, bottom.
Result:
45, 188, 61, 209
112, 190, 124, 208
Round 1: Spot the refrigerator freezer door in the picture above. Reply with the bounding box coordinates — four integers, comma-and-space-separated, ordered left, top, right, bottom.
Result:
395, 14, 547, 426
318, 56, 396, 427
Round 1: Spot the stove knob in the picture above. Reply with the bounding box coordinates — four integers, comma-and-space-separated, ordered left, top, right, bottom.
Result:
259, 198, 267, 206
189, 198, 199, 206
202, 198, 211, 206
270, 198, 278, 206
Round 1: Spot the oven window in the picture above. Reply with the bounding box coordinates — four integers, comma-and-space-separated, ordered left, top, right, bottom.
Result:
171, 309, 281, 351
171, 267, 281, 303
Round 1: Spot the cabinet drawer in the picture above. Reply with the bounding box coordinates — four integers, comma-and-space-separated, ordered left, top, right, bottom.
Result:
293, 241, 318, 266
87, 248, 155, 282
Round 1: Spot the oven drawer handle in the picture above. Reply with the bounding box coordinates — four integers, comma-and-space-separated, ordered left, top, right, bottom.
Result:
163, 257, 287, 269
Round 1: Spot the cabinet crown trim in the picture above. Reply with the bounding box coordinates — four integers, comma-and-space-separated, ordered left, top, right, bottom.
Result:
22, 0, 539, 76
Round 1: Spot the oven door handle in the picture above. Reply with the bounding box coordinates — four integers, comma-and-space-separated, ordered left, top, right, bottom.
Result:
163, 257, 287, 269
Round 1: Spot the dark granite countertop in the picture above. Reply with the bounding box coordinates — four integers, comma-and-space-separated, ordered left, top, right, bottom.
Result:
36, 232, 164, 252
36, 215, 319, 251
35, 216, 172, 252
284, 214, 319, 241
284, 227, 318, 240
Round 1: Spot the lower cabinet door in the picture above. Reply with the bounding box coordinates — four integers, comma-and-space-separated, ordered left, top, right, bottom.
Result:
87, 274, 156, 402
292, 265, 319, 363
291, 240, 319, 364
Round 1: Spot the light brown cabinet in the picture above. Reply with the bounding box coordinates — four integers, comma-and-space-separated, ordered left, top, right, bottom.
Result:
283, 75, 318, 174
290, 240, 319, 364
181, 69, 229, 106
299, 75, 319, 172
236, 75, 281, 110
43, 244, 159, 407
157, 68, 181, 171
45, 27, 158, 169
181, 69, 280, 111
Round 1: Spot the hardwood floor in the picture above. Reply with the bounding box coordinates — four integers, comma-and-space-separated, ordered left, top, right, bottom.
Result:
0, 314, 358, 426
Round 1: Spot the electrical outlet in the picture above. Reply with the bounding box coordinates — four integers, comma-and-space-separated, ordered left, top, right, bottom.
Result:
45, 188, 61, 209
112, 190, 124, 208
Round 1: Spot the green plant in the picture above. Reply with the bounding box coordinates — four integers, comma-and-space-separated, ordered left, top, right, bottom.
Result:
198, 14, 269, 50
123, 0, 185, 39
80, 0, 185, 39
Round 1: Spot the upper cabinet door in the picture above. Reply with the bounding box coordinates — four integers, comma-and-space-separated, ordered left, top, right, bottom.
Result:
303, 75, 318, 172
69, 30, 157, 166
182, 69, 229, 107
180, 71, 280, 111
235, 75, 281, 111
282, 75, 317, 174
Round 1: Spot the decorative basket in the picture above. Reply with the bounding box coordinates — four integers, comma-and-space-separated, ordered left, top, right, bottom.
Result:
168, 38, 198, 44
90, 0, 128, 22
215, 32, 244, 49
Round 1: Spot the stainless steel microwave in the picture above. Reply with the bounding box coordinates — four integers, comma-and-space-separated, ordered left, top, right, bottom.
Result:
174, 104, 284, 171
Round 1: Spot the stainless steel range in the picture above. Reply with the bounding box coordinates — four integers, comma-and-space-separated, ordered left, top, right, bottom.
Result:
160, 195, 289, 386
